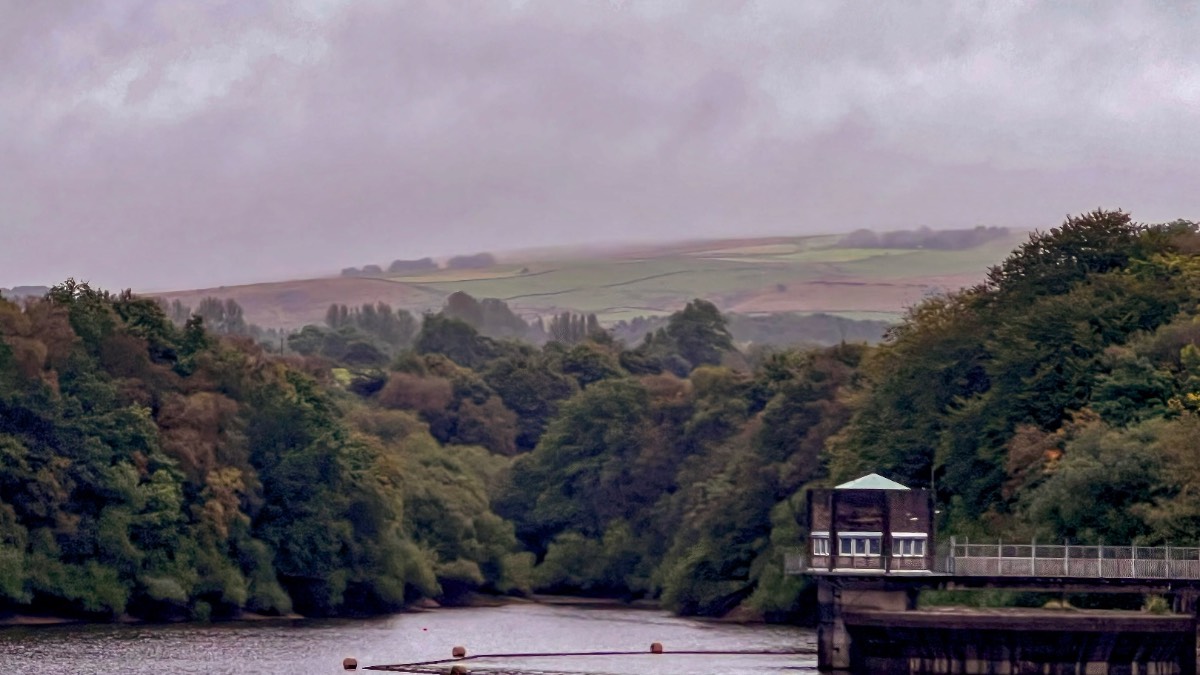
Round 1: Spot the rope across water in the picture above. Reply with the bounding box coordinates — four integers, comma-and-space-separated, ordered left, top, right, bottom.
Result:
363, 647, 817, 672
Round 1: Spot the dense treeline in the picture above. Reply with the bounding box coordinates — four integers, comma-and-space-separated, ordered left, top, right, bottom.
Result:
162, 292, 889, 361
161, 297, 285, 347
611, 312, 890, 349
831, 211, 1200, 546
4, 210, 1198, 625
0, 282, 527, 621
339, 252, 496, 277
836, 225, 1012, 250
352, 295, 840, 618
0, 282, 828, 621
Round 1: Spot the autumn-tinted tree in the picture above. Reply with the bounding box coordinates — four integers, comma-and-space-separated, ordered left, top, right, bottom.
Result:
0, 283, 524, 621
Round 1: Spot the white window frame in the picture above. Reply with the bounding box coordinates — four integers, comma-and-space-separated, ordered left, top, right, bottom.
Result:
891, 533, 928, 557
836, 531, 882, 557
812, 536, 830, 556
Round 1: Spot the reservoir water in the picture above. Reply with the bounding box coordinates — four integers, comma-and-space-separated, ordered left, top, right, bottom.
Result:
0, 603, 817, 674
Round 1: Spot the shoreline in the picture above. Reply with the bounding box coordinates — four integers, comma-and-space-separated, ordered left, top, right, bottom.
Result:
0, 610, 309, 628
0, 593, 784, 628
0, 593, 665, 629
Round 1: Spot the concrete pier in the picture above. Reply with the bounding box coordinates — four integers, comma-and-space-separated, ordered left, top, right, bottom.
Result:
817, 577, 1199, 674
818, 578, 917, 671
801, 477, 1200, 672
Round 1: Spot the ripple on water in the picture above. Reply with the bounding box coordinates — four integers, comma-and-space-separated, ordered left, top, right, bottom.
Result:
0, 604, 817, 674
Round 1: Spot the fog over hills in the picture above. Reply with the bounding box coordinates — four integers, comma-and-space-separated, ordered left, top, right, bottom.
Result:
0, 286, 51, 300
150, 228, 1026, 331
2, 2, 1198, 290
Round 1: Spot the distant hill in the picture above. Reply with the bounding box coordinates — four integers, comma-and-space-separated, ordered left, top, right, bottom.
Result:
151, 228, 1028, 331
0, 286, 50, 300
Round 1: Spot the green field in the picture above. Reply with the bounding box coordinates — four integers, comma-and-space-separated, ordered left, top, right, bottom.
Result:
156, 230, 1028, 329
397, 257, 798, 312
382, 233, 1025, 322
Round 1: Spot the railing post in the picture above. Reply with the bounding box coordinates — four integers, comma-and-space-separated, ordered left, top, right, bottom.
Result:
1131, 542, 1137, 578
1031, 537, 1036, 576
998, 538, 1002, 576
1098, 541, 1103, 578
1064, 540, 1070, 576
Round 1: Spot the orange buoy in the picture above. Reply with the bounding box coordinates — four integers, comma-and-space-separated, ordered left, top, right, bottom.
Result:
452, 645, 467, 658
650, 642, 664, 654
342, 656, 358, 670
450, 666, 469, 675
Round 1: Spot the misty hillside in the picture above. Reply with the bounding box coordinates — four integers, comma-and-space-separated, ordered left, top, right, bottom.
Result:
0, 286, 50, 300
152, 227, 1027, 335
5, 211, 1199, 626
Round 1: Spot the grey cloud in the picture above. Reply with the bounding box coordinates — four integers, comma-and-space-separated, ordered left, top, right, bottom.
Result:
1, 0, 1197, 290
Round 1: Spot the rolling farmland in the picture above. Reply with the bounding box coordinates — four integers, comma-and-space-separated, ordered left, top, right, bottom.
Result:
152, 230, 1028, 330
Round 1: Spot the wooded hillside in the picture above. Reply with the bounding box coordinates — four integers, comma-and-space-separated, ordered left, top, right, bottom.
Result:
2, 210, 1198, 623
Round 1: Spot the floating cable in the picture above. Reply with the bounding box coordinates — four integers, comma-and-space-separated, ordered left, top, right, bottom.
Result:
365, 647, 817, 672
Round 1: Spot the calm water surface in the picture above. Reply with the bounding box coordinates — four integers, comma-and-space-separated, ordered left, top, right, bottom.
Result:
0, 603, 817, 674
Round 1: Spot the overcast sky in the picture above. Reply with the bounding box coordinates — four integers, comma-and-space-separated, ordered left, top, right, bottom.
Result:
2, 0, 1197, 290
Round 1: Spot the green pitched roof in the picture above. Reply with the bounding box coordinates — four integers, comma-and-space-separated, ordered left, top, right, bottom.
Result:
834, 473, 910, 490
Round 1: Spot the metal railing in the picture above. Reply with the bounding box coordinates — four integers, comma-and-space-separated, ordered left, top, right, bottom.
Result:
785, 540, 1200, 580
941, 539, 1200, 580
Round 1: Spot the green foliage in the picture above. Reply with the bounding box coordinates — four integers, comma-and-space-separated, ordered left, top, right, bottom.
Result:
531, 522, 653, 597
557, 342, 623, 388
442, 292, 533, 341
415, 314, 496, 369
0, 284, 525, 621
10, 214, 1200, 626
503, 378, 658, 541
493, 333, 862, 617
833, 210, 1200, 522
1090, 350, 1174, 425
666, 299, 734, 368
614, 312, 890, 349
985, 209, 1144, 299
324, 302, 418, 350
164, 296, 282, 348
1143, 594, 1170, 614
920, 589, 1048, 609
195, 297, 249, 336
483, 354, 575, 451
547, 312, 601, 345
1019, 418, 1167, 542
531, 533, 607, 593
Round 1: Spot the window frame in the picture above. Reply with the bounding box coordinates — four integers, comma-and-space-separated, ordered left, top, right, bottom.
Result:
811, 533, 831, 556
891, 534, 928, 558
836, 532, 883, 557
